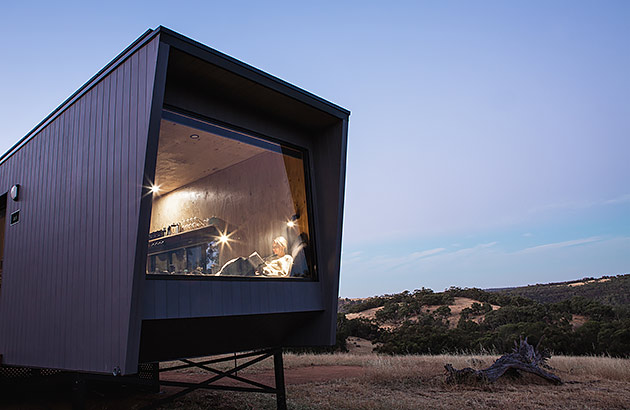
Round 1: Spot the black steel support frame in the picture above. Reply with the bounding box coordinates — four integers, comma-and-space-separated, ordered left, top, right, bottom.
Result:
69, 348, 287, 410
141, 347, 287, 410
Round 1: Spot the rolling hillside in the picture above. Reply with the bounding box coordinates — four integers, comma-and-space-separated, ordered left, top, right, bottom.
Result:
336, 275, 630, 357
488, 274, 630, 307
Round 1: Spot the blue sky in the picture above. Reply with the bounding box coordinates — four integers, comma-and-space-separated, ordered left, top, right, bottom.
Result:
1, 1, 628, 297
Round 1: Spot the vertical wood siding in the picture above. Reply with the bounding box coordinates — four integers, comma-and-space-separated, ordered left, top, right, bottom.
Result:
0, 38, 159, 374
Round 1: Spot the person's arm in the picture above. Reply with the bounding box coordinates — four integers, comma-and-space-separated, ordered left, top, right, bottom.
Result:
262, 255, 293, 276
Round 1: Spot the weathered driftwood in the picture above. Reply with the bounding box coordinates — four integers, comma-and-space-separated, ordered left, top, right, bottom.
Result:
445, 337, 562, 385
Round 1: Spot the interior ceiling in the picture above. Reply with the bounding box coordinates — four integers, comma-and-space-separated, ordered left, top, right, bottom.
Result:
154, 119, 265, 194
165, 49, 341, 132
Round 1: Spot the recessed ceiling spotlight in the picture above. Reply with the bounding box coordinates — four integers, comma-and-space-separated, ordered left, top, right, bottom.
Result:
190, 134, 200, 140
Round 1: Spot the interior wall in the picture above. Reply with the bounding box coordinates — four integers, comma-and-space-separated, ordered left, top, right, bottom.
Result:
150, 151, 306, 265
283, 155, 309, 238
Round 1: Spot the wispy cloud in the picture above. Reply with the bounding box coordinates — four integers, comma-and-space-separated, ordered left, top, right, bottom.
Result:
522, 232, 533, 237
340, 236, 630, 297
342, 242, 496, 273
409, 248, 446, 259
528, 194, 630, 214
450, 241, 497, 257
516, 237, 601, 254
603, 194, 630, 205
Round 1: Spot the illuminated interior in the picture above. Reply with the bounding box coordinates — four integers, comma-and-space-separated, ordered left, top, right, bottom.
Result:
146, 111, 313, 279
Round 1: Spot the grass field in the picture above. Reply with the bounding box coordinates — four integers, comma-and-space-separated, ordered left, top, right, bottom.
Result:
157, 352, 630, 409
1, 352, 629, 409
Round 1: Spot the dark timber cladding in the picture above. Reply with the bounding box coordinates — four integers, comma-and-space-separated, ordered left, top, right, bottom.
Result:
0, 34, 160, 374
0, 26, 349, 376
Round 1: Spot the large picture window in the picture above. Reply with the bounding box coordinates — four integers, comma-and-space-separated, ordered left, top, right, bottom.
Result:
146, 111, 314, 279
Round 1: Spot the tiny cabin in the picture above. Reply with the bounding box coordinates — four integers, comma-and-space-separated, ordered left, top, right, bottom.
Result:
0, 27, 349, 376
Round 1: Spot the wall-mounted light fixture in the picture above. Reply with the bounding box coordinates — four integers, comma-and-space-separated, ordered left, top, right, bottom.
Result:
10, 184, 19, 201
189, 134, 200, 140
287, 213, 299, 228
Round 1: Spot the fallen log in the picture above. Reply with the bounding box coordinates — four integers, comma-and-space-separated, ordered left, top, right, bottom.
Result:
445, 337, 562, 385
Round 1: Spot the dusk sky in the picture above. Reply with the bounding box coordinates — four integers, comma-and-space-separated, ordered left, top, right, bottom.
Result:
1, 1, 628, 297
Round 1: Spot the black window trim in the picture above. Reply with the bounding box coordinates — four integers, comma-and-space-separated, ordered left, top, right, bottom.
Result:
146, 107, 320, 282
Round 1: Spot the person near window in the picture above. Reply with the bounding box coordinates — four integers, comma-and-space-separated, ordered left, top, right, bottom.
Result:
259, 236, 293, 276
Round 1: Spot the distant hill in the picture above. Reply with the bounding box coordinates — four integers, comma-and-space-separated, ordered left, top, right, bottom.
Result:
487, 274, 630, 307
335, 275, 630, 357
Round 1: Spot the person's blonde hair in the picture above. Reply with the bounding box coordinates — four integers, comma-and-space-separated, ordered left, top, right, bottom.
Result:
273, 236, 288, 252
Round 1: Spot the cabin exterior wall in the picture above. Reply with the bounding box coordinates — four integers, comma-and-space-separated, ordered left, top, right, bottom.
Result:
0, 37, 160, 374
0, 27, 348, 374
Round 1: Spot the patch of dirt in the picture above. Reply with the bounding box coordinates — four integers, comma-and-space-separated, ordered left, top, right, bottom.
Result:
447, 297, 500, 314
345, 306, 382, 321
571, 314, 589, 329
424, 297, 500, 328
166, 364, 365, 387
567, 278, 611, 287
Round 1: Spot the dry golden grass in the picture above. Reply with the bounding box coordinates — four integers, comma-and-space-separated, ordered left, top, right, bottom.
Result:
346, 306, 383, 321
158, 353, 630, 409
549, 355, 630, 382
346, 336, 376, 355
3, 353, 628, 409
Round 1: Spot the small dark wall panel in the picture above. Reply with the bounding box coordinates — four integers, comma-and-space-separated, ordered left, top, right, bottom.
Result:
0, 37, 160, 374
141, 279, 323, 321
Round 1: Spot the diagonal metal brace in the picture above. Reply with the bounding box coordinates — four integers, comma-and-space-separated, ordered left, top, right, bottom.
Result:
140, 348, 286, 410
159, 349, 273, 373
178, 358, 275, 391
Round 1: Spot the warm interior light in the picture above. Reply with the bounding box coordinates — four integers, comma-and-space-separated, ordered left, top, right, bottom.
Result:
215, 228, 234, 249
287, 214, 299, 228
150, 185, 160, 194
189, 134, 200, 140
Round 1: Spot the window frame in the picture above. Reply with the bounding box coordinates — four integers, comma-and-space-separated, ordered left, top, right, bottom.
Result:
145, 108, 319, 282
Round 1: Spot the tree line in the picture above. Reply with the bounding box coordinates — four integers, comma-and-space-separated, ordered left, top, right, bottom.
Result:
335, 286, 630, 357
489, 274, 630, 307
